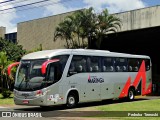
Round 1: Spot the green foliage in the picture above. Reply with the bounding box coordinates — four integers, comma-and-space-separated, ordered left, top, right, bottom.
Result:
54, 7, 122, 49
96, 99, 160, 111
0, 39, 42, 94
1, 88, 12, 98
0, 38, 26, 61
95, 9, 122, 48
0, 52, 14, 92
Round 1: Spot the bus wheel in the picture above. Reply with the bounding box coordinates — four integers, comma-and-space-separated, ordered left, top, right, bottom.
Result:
66, 94, 77, 108
127, 88, 135, 101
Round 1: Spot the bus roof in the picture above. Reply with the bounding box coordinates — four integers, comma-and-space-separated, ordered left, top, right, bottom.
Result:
22, 49, 150, 60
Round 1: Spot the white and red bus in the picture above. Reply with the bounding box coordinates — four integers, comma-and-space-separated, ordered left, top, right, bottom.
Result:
8, 49, 152, 108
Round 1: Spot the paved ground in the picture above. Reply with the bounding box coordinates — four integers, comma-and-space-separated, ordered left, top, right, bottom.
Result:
0, 107, 6, 108
0, 96, 160, 120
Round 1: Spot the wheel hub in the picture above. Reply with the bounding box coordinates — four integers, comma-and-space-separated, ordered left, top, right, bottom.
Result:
129, 91, 134, 99
69, 97, 75, 105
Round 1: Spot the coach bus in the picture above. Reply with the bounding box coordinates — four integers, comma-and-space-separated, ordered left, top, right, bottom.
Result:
8, 49, 152, 108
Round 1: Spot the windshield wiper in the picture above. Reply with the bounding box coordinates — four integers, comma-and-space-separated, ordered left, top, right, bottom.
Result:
18, 75, 35, 91
18, 75, 26, 90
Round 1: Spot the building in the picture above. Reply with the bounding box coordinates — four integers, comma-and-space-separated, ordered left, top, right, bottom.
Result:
0, 26, 6, 39
0, 26, 17, 43
5, 32, 17, 43
17, 11, 75, 50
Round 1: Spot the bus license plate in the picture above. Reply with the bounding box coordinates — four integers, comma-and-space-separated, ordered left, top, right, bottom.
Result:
23, 100, 29, 104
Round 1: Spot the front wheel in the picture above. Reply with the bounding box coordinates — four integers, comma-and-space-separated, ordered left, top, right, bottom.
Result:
66, 94, 77, 108
127, 88, 135, 101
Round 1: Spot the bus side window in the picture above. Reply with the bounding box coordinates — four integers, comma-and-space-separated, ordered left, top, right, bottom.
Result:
128, 59, 139, 72
102, 57, 114, 72
51, 55, 69, 73
48, 64, 55, 81
86, 57, 92, 72
115, 58, 127, 72
68, 55, 87, 76
87, 56, 101, 72
145, 59, 150, 71
47, 63, 62, 82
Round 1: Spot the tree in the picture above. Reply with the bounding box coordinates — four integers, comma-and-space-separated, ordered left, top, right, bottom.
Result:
54, 7, 122, 49
95, 9, 121, 48
54, 18, 74, 48
54, 8, 96, 48
73, 7, 96, 48
0, 52, 13, 97
0, 38, 26, 62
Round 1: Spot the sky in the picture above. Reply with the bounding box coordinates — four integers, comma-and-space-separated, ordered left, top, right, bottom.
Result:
0, 0, 160, 33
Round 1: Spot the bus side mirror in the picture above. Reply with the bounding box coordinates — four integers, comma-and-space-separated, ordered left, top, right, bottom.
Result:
7, 62, 20, 76
41, 59, 59, 75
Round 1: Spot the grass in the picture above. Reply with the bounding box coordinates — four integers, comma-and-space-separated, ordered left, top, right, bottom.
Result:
92, 99, 160, 120
0, 94, 14, 106
96, 99, 160, 111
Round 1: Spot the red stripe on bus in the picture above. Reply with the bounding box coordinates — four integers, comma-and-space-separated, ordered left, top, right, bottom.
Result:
119, 76, 131, 98
119, 60, 152, 98
144, 82, 152, 95
41, 59, 59, 74
133, 60, 146, 95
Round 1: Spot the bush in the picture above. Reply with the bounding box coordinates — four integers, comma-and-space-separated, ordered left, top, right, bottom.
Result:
2, 89, 12, 98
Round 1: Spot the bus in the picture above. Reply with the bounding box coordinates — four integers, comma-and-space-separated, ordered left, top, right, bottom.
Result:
8, 49, 152, 108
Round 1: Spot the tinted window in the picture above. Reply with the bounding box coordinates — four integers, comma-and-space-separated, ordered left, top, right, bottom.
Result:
87, 56, 101, 72
102, 57, 114, 72
47, 63, 62, 82
52, 55, 69, 73
145, 59, 150, 71
128, 59, 140, 72
68, 56, 87, 74
115, 58, 127, 72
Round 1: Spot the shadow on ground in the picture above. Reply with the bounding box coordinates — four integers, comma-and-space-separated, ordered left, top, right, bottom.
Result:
14, 98, 149, 112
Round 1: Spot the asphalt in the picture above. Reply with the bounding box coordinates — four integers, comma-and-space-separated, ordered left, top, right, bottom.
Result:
1, 95, 160, 109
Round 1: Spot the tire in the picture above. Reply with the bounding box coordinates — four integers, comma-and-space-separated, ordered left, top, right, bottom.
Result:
127, 88, 135, 101
66, 94, 77, 108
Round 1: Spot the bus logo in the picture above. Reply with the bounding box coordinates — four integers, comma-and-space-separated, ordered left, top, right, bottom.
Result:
21, 93, 29, 97
88, 75, 104, 83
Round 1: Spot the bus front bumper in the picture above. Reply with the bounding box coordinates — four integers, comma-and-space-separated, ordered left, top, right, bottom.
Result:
14, 96, 47, 106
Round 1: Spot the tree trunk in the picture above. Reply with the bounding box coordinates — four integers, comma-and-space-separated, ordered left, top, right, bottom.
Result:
87, 36, 91, 49
82, 38, 84, 48
71, 38, 75, 48
77, 34, 81, 47
65, 39, 69, 48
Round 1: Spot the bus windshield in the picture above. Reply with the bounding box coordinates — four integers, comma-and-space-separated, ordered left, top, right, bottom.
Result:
14, 55, 69, 91
14, 59, 46, 91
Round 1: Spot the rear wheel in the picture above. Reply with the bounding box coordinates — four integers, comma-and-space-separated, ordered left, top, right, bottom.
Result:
66, 94, 77, 108
127, 88, 135, 101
